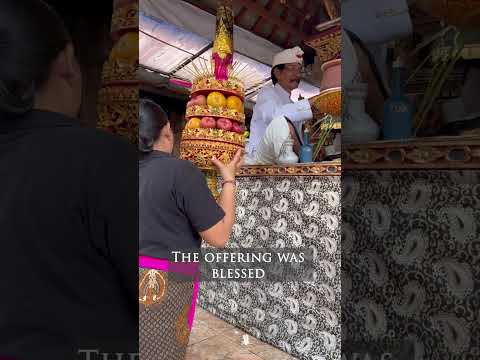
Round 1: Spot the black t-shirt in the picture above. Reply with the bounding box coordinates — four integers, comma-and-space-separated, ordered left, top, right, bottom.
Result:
0, 110, 138, 359
139, 151, 224, 259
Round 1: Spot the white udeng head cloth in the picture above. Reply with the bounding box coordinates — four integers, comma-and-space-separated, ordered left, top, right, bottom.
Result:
272, 46, 304, 68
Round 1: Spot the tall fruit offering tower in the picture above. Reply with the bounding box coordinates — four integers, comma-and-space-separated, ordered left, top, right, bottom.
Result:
97, 0, 139, 143
180, 0, 246, 198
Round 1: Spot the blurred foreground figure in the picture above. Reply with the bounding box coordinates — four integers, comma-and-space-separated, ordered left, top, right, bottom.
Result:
0, 1, 137, 358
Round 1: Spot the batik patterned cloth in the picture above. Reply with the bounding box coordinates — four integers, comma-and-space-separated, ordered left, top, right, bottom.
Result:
139, 263, 197, 360
342, 170, 480, 359
198, 175, 342, 360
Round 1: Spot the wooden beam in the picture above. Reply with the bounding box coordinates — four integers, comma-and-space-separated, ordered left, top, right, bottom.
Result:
251, 0, 275, 35
283, 32, 292, 48
303, 3, 322, 36
182, 0, 215, 16
295, 0, 311, 28
260, 0, 299, 23
255, 2, 286, 44
265, 0, 275, 10
268, 24, 278, 41
274, 0, 305, 18
252, 16, 265, 34
235, 6, 248, 24
279, 3, 287, 20
234, 0, 306, 40
293, 14, 304, 28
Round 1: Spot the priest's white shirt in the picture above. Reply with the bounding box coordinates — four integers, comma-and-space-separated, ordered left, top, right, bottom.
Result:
246, 83, 313, 156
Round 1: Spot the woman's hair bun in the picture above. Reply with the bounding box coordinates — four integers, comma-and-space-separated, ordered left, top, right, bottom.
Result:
138, 135, 155, 153
0, 0, 70, 117
139, 98, 170, 153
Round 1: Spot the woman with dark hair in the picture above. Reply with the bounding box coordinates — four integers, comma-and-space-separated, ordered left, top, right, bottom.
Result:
138, 98, 243, 359
0, 1, 137, 358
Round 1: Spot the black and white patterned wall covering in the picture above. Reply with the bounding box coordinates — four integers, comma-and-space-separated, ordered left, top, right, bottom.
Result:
198, 175, 342, 360
342, 170, 480, 359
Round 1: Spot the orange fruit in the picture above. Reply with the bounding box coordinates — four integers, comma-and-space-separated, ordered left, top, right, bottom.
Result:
207, 91, 227, 108
186, 117, 201, 129
110, 32, 139, 62
226, 96, 243, 113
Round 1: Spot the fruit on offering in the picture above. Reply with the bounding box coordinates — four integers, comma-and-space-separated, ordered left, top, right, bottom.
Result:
186, 117, 201, 129
244, 130, 250, 138
200, 117, 216, 129
191, 94, 206, 106
187, 95, 207, 108
231, 122, 245, 134
207, 91, 227, 108
226, 95, 243, 113
216, 118, 232, 131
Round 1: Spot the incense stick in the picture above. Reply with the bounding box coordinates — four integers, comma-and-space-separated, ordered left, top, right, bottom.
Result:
233, 63, 249, 78
197, 59, 207, 77
191, 61, 203, 78
181, 65, 196, 77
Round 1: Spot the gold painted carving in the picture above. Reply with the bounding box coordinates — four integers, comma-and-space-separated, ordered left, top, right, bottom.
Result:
405, 147, 445, 163
212, 5, 234, 60
344, 136, 480, 169
311, 88, 342, 117
305, 31, 341, 63
101, 60, 138, 83
97, 1, 138, 143
180, 138, 242, 171
191, 76, 245, 99
181, 128, 245, 146
97, 85, 139, 144
237, 162, 341, 177
111, 2, 139, 36
186, 104, 245, 124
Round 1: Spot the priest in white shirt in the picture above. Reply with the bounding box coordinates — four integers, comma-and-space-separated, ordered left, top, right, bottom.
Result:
245, 46, 319, 165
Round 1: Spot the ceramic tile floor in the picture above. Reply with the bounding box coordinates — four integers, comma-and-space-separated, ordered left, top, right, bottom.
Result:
185, 307, 298, 360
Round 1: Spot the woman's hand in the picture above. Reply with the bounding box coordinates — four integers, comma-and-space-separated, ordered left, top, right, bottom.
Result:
211, 149, 244, 181
203, 149, 244, 248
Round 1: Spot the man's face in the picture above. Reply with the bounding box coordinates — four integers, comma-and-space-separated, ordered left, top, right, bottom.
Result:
275, 63, 302, 92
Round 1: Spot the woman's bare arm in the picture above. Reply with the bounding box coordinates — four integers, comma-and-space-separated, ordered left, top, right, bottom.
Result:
200, 149, 243, 247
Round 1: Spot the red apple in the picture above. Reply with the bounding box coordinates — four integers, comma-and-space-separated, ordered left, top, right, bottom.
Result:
216, 118, 232, 131
231, 122, 245, 134
197, 95, 207, 105
200, 117, 216, 129
191, 94, 207, 106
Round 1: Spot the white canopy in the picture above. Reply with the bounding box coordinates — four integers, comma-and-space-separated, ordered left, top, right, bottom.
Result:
140, 0, 282, 65
139, 0, 320, 103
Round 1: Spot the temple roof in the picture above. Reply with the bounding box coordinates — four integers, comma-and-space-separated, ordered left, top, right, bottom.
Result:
139, 0, 328, 105
183, 0, 332, 49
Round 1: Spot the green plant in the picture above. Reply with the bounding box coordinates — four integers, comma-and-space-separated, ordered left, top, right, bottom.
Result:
403, 26, 464, 135
311, 114, 335, 160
